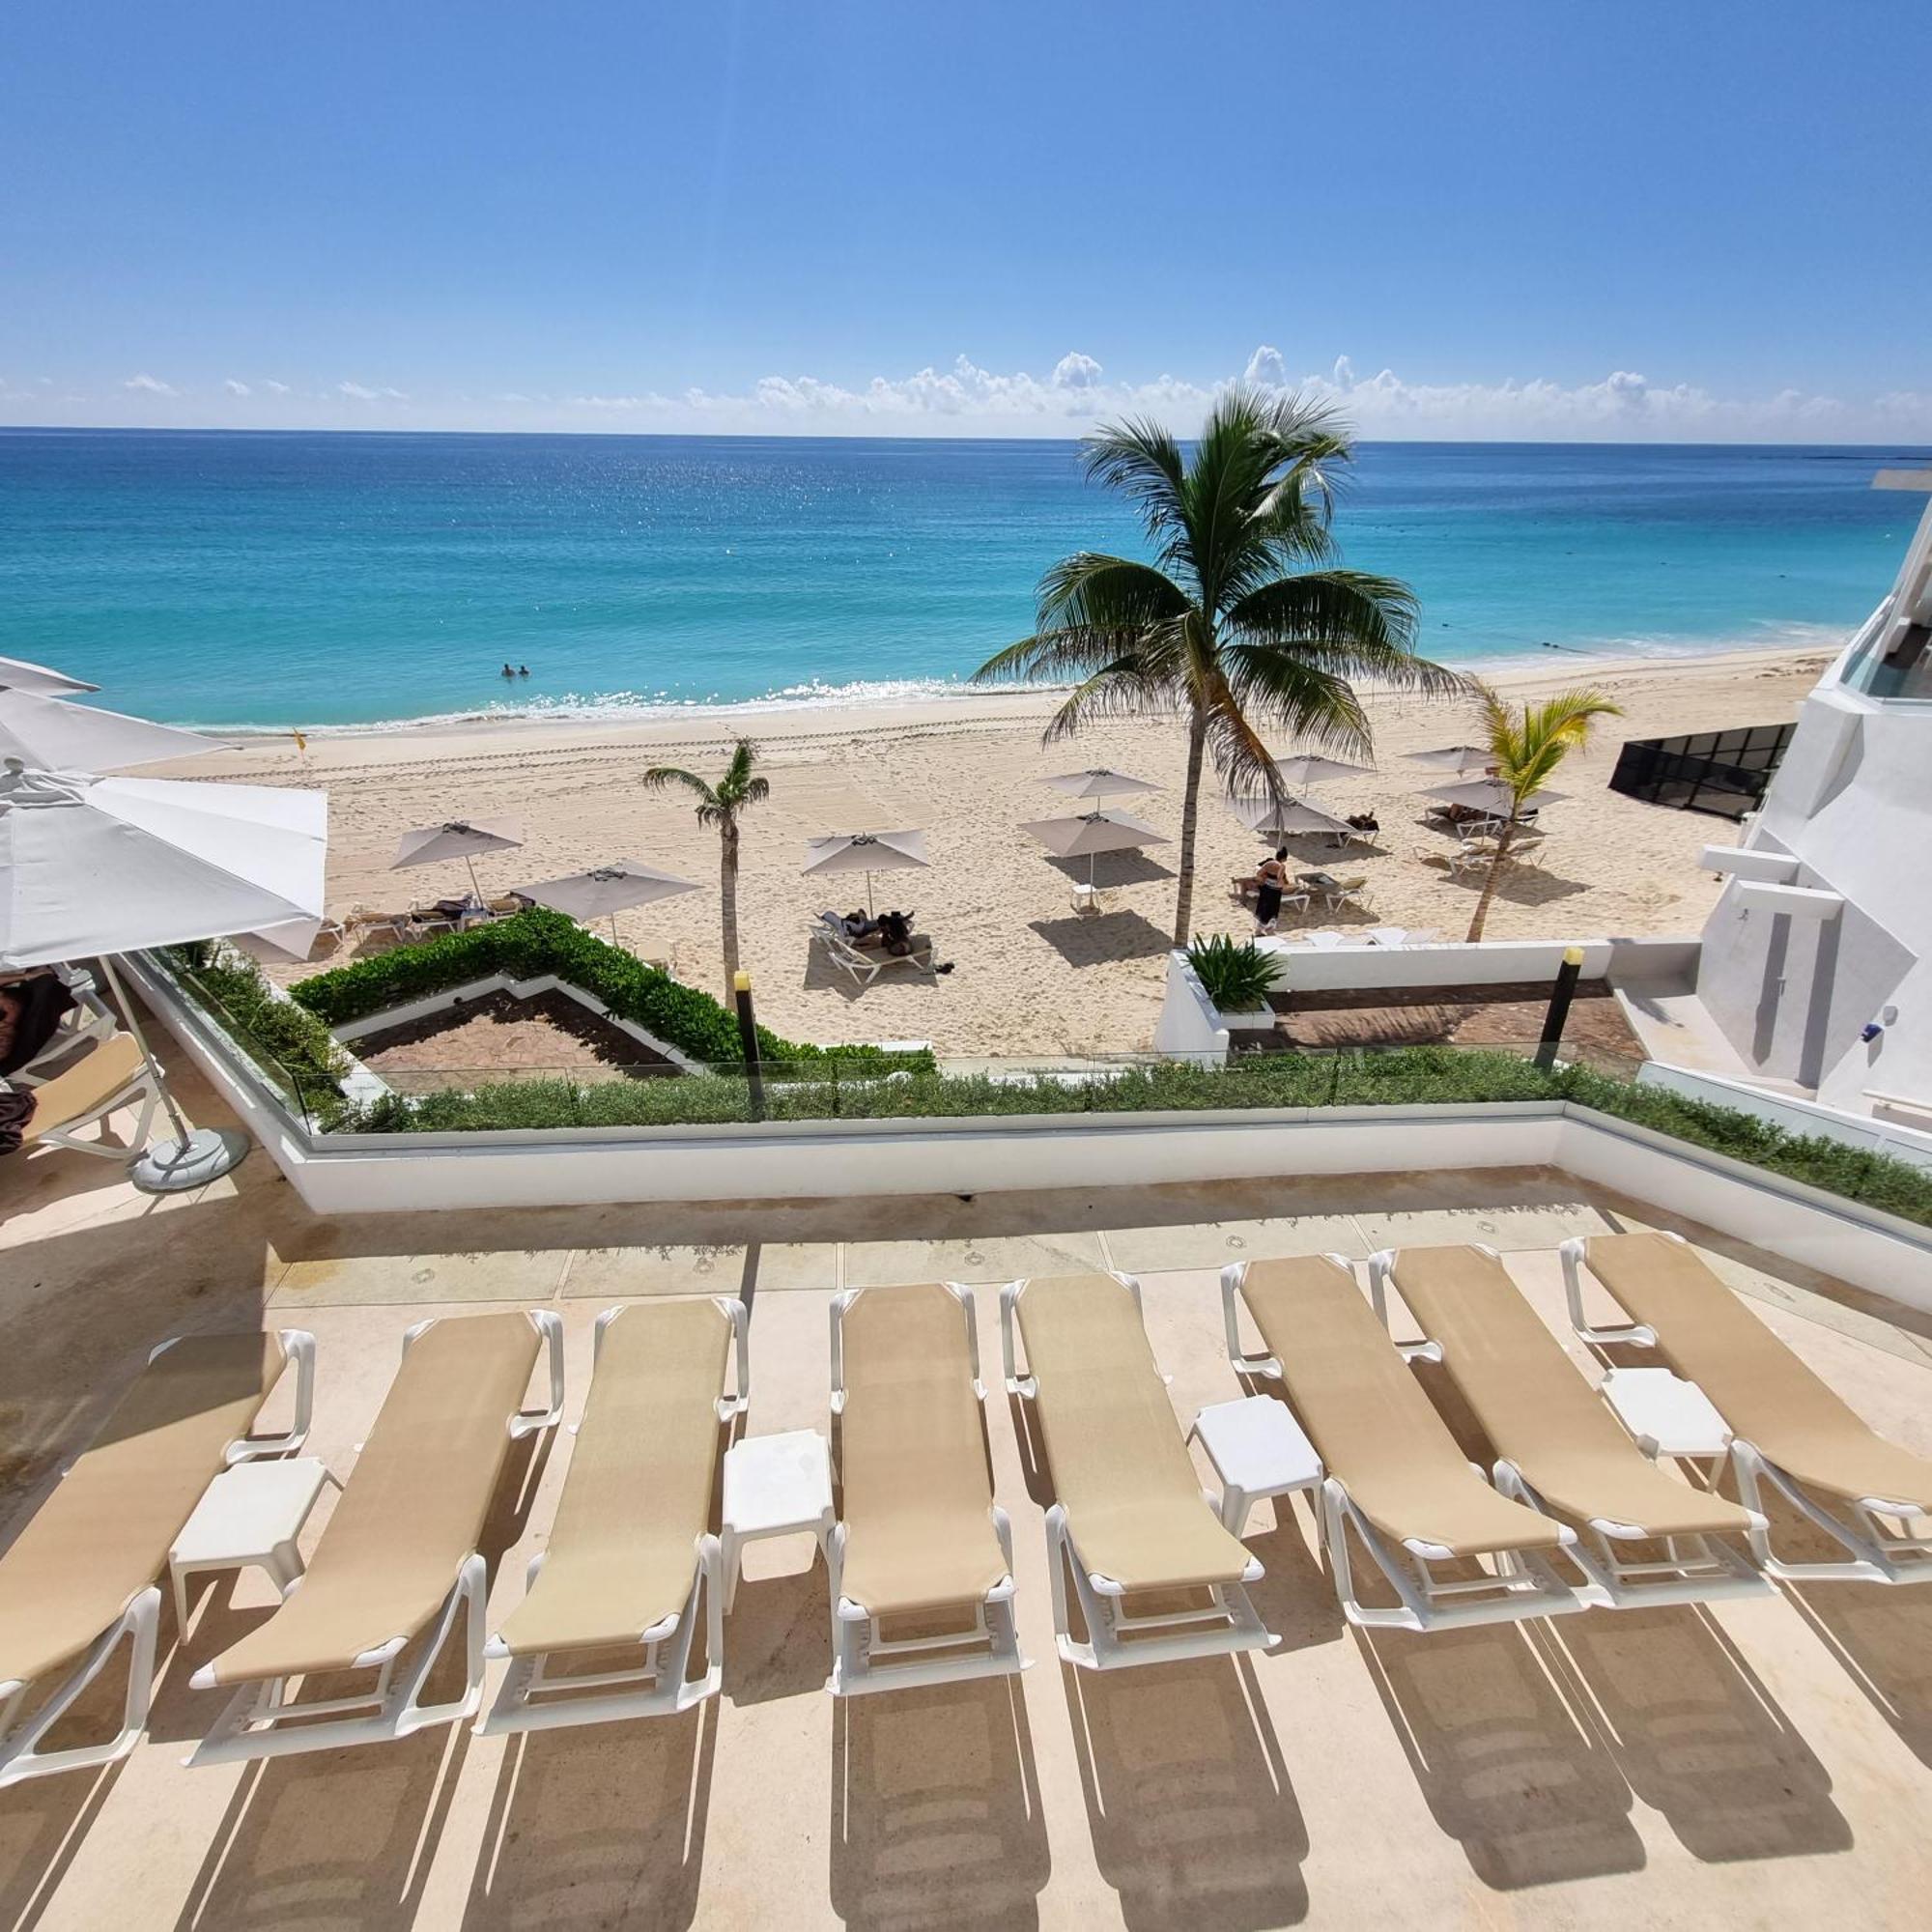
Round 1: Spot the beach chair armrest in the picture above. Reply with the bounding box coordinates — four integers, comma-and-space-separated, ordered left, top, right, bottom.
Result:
1219, 1263, 1281, 1376
718, 1297, 752, 1418
941, 1280, 986, 1397
828, 1290, 859, 1411
1557, 1237, 1659, 1346
228, 1328, 318, 1463
1365, 1251, 1443, 1363
998, 1280, 1032, 1394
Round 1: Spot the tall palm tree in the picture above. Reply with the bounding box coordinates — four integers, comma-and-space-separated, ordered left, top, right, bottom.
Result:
1462, 684, 1624, 942
640, 738, 769, 992
973, 389, 1462, 944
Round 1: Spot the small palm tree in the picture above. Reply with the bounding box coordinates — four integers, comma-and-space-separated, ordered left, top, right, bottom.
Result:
974, 388, 1462, 944
640, 738, 769, 992
1462, 685, 1624, 942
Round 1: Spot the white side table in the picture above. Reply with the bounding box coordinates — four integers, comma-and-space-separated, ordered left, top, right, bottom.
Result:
1187, 1395, 1323, 1534
1602, 1367, 1732, 1471
169, 1456, 335, 1629
720, 1430, 835, 1610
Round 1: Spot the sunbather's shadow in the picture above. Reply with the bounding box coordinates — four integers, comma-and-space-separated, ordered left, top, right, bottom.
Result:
465, 1701, 718, 1930
1784, 1579, 1932, 1768
1352, 1621, 1644, 1889
1528, 1606, 1850, 1862
1063, 1653, 1308, 1929
829, 1674, 1049, 1930
173, 1721, 469, 1930
0, 1755, 123, 1932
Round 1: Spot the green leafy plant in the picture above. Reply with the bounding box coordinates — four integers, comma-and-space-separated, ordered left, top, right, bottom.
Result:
640, 737, 769, 993
160, 941, 350, 1118
1184, 934, 1278, 1012
285, 906, 932, 1074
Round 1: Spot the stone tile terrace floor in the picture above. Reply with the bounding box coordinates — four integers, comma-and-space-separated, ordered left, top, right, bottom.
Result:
2, 1046, 1931, 1928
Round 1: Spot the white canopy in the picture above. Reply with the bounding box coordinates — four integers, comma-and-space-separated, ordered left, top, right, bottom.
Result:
1407, 744, 1494, 772
519, 859, 698, 943
803, 829, 929, 912
1258, 753, 1372, 789
391, 817, 526, 868
0, 763, 328, 970
1231, 794, 1353, 842
0, 653, 99, 697
1042, 767, 1162, 802
1422, 777, 1567, 817
0, 688, 234, 773
1019, 809, 1167, 859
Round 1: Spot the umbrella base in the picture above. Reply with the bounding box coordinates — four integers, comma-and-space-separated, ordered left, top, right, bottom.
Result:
129, 1127, 250, 1194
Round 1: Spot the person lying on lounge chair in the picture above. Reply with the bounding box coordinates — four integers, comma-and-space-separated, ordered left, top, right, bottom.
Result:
838, 910, 881, 942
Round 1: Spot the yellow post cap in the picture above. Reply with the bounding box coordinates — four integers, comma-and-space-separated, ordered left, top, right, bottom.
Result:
1562, 946, 1585, 967
733, 970, 752, 993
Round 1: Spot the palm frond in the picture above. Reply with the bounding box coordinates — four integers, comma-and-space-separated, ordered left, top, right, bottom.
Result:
1226, 572, 1463, 696
639, 765, 719, 808
1215, 644, 1372, 758
1037, 649, 1181, 742
1474, 683, 1624, 807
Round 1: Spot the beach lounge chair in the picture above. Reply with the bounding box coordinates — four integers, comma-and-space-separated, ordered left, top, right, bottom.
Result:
810, 917, 932, 988
1563, 1232, 1932, 1584
14, 1033, 163, 1161
4, 963, 119, 1083
827, 1283, 1025, 1694
1000, 1272, 1271, 1668
479, 1297, 748, 1735
0, 1330, 313, 1789
1368, 1245, 1768, 1608
187, 1308, 564, 1765
1221, 1255, 1582, 1630
1318, 874, 1370, 912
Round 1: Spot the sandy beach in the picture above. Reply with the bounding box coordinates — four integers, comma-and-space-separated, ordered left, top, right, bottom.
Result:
162, 644, 1832, 1058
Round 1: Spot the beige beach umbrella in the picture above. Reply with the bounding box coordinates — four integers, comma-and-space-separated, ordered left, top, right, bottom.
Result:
803, 829, 929, 914
0, 653, 99, 697
1407, 744, 1494, 773
517, 858, 699, 945
1042, 766, 1162, 802
391, 816, 526, 903
1421, 777, 1567, 818
1231, 794, 1354, 843
1019, 808, 1168, 888
1259, 753, 1372, 790
0, 688, 234, 772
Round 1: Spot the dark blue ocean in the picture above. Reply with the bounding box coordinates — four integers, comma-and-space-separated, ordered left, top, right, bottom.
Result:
0, 431, 1924, 729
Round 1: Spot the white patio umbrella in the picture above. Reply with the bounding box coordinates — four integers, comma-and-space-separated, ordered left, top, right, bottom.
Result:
1019, 808, 1168, 888
0, 759, 328, 1191
1230, 793, 1354, 843
0, 652, 99, 697
802, 829, 929, 914
1258, 753, 1373, 790
391, 816, 525, 903
1422, 777, 1568, 819
517, 858, 699, 945
1407, 744, 1495, 773
1042, 767, 1162, 802
0, 688, 234, 772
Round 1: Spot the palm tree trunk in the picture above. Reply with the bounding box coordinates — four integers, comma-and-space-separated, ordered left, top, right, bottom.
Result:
719, 818, 741, 994
1170, 708, 1209, 947
1463, 819, 1516, 943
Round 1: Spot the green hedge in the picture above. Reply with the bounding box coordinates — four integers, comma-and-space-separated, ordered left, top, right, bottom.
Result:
287, 906, 934, 1074
327, 1043, 1932, 1230
163, 942, 350, 1114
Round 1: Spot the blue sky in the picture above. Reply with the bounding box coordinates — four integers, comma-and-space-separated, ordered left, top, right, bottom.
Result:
4, 0, 1928, 439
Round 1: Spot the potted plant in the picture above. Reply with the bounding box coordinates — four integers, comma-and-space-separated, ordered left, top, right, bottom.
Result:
1185, 934, 1280, 1030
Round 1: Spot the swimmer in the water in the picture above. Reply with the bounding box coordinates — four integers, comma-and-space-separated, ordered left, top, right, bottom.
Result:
518, 665, 530, 676
500, 663, 516, 678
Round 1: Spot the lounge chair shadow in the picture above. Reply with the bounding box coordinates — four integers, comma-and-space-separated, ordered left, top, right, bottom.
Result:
0, 1757, 123, 1932
1063, 1653, 1308, 1929
801, 949, 938, 1000
172, 1721, 468, 1931
1004, 1391, 1055, 1509
829, 1674, 1049, 1930
1529, 1606, 1850, 1861
1027, 910, 1171, 968
1351, 1620, 1644, 1889
466, 1702, 718, 1930
722, 1560, 832, 1706
1784, 1580, 1932, 1768
1232, 1501, 1346, 1654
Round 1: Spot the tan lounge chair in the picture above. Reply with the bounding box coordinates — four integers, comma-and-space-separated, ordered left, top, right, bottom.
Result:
1222, 1255, 1582, 1630
1564, 1232, 1932, 1584
1000, 1272, 1271, 1668
15, 1032, 162, 1161
1369, 1245, 1769, 1608
827, 1284, 1025, 1693
479, 1297, 749, 1735
188, 1309, 563, 1765
0, 1330, 313, 1788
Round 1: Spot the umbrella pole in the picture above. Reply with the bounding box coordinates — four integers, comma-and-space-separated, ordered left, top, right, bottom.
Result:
465, 854, 484, 906
99, 954, 250, 1192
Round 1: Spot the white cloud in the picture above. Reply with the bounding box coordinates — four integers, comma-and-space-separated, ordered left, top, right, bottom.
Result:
264, 379, 291, 394
123, 372, 180, 396
1051, 352, 1103, 390
337, 380, 407, 401
1244, 344, 1287, 387
224, 379, 251, 396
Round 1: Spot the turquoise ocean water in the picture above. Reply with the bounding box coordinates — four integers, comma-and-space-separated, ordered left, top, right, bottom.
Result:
0, 431, 1925, 729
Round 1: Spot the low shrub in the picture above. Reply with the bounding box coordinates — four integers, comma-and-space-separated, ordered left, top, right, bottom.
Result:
287, 907, 934, 1073
161, 942, 350, 1117
1184, 934, 1277, 1012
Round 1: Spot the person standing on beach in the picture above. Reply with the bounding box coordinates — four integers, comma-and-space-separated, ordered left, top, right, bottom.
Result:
1253, 847, 1290, 935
